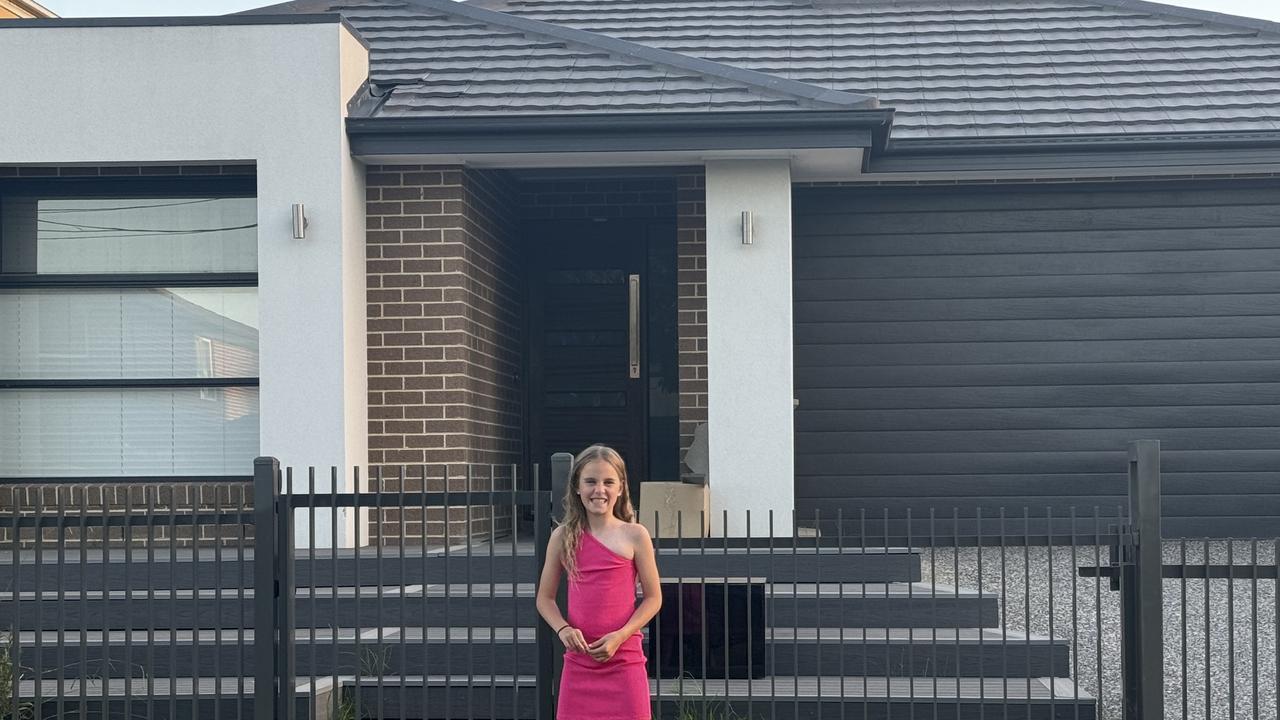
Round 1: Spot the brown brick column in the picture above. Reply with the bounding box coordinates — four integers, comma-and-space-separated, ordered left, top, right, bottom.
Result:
364, 166, 522, 543
676, 171, 708, 481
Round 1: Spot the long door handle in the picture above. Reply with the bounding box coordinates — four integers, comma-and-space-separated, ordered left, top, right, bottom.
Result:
628, 273, 641, 379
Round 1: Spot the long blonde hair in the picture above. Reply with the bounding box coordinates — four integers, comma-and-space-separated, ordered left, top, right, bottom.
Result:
559, 444, 635, 581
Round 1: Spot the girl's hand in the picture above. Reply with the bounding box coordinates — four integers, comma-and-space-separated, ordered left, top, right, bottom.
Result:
586, 631, 624, 663
557, 626, 588, 653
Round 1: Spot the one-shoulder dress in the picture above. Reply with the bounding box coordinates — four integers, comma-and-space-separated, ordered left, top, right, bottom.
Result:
556, 530, 650, 720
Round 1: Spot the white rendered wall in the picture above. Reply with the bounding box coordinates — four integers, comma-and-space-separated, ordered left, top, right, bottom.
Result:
0, 21, 369, 546
704, 160, 795, 536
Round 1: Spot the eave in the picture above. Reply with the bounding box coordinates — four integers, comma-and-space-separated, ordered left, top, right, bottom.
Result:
862, 131, 1280, 179
347, 109, 894, 155
346, 109, 893, 179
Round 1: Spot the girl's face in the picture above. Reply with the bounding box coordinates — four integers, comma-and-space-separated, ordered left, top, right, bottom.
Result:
576, 459, 622, 518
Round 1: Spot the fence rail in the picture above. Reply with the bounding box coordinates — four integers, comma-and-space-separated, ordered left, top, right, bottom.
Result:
0, 445, 1276, 719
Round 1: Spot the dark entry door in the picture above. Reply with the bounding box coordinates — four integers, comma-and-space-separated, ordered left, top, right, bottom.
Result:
528, 220, 648, 495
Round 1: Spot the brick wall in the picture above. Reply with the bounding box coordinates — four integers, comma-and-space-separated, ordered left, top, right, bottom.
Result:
676, 171, 708, 480
364, 166, 523, 542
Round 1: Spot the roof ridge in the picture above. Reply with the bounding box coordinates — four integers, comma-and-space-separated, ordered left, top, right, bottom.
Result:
793, 0, 1280, 36
1094, 0, 1280, 36
402, 0, 877, 110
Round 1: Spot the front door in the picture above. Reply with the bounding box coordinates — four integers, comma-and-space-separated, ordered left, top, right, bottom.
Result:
528, 220, 649, 498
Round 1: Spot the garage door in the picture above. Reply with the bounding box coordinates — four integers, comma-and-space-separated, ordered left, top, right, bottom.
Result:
793, 179, 1280, 537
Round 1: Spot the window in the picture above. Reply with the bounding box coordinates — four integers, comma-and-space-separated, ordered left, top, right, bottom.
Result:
0, 175, 259, 478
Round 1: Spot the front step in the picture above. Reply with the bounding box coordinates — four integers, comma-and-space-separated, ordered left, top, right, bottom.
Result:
15, 626, 1067, 678
317, 675, 1096, 720
649, 676, 1096, 720
767, 628, 1071, 677
16, 674, 1095, 720
14, 677, 313, 720
0, 544, 923, 588
765, 583, 999, 628
0, 582, 996, 630
13, 628, 539, 678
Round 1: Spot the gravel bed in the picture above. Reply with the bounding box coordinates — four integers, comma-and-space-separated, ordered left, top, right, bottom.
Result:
921, 540, 1277, 720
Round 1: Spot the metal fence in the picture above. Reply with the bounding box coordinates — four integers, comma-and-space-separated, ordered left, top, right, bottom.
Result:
2, 481, 256, 720
0, 444, 1276, 719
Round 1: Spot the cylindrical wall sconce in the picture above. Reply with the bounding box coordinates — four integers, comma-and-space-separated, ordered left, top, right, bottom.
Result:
292, 203, 308, 239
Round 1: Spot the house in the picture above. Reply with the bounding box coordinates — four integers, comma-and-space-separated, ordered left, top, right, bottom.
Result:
0, 0, 52, 19
3, 0, 1280, 541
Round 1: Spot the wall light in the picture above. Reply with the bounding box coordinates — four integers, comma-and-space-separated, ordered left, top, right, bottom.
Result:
741, 210, 754, 245
292, 203, 309, 239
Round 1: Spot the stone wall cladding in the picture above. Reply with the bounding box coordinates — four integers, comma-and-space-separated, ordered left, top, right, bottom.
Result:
676, 171, 708, 480
365, 166, 522, 542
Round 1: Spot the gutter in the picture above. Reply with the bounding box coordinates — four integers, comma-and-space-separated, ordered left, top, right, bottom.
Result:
346, 109, 895, 157
868, 130, 1280, 174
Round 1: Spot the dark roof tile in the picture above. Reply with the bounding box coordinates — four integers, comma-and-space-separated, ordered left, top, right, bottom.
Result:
484, 0, 1280, 138
274, 0, 875, 117
251, 0, 1280, 137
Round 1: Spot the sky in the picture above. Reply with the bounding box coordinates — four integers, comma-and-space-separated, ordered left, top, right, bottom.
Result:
33, 0, 1280, 22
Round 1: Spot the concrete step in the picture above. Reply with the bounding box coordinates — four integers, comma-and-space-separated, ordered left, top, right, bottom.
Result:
763, 628, 1070, 678
765, 583, 999, 628
17, 674, 1095, 719
13, 628, 540, 678
0, 582, 997, 630
647, 676, 1096, 720
13, 626, 1067, 679
315, 675, 1097, 720
0, 543, 922, 589
14, 677, 312, 720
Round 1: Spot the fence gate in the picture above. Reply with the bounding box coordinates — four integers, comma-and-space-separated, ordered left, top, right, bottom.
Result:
253, 458, 555, 720
1082, 440, 1280, 720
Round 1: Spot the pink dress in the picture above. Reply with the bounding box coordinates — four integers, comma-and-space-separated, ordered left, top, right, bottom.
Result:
556, 530, 651, 720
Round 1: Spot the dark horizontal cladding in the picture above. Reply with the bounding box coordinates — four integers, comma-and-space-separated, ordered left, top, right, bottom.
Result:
791, 178, 1280, 539
0, 273, 257, 288
0, 378, 259, 390
347, 111, 886, 155
866, 132, 1280, 173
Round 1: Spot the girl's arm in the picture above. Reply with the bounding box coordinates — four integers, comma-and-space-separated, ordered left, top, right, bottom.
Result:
586, 523, 662, 662
535, 526, 588, 653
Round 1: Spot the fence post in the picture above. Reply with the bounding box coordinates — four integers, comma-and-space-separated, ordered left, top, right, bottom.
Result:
276, 471, 297, 719
1122, 440, 1163, 720
253, 457, 280, 720
550, 453, 573, 525
533, 464, 557, 720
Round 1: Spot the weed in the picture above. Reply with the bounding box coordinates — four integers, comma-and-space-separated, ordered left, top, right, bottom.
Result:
330, 645, 395, 720
0, 630, 33, 720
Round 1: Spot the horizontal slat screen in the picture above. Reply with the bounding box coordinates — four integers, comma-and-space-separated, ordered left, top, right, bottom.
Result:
792, 179, 1280, 536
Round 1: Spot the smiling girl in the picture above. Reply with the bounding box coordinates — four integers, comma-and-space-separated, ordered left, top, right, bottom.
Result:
535, 444, 662, 720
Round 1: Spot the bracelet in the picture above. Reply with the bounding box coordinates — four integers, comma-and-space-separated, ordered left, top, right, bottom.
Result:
554, 623, 570, 635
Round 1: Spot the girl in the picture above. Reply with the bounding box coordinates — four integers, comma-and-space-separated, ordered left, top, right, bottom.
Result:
535, 445, 662, 720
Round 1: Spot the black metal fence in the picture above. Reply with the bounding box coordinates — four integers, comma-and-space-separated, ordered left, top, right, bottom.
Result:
0, 444, 1276, 719
2, 481, 256, 720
